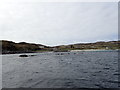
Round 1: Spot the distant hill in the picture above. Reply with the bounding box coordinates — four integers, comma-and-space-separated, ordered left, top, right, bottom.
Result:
52, 41, 120, 51
0, 40, 120, 54
0, 40, 49, 54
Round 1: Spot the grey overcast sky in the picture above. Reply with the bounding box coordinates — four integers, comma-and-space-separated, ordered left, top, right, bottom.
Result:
0, 1, 118, 46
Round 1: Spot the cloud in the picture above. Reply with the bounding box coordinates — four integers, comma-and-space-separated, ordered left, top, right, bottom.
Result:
0, 2, 118, 46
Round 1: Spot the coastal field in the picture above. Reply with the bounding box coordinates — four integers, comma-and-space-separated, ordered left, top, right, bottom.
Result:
2, 50, 119, 88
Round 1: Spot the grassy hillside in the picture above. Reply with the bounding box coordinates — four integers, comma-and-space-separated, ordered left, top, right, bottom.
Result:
0, 40, 49, 54
1, 40, 120, 54
53, 41, 120, 51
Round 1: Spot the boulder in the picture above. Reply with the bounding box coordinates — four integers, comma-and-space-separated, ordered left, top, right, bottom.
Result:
19, 55, 28, 57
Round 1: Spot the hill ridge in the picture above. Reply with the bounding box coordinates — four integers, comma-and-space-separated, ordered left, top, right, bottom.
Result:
0, 40, 120, 54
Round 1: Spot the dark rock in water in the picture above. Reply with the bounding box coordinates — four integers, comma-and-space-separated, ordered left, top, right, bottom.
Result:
56, 53, 60, 55
56, 53, 64, 55
19, 55, 28, 57
61, 53, 64, 55
19, 54, 37, 57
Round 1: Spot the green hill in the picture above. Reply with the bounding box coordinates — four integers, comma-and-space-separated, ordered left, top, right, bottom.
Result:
0, 40, 119, 54
0, 40, 49, 54
52, 41, 120, 51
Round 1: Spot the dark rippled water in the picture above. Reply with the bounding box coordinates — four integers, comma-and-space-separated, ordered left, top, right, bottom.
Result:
2, 50, 120, 88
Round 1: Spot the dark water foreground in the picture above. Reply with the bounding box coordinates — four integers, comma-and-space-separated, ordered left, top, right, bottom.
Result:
2, 50, 120, 88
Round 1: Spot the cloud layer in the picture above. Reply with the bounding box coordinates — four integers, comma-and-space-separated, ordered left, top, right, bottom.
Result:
0, 2, 118, 46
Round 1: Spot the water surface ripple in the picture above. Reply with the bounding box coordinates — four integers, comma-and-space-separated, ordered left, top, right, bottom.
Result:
2, 50, 119, 88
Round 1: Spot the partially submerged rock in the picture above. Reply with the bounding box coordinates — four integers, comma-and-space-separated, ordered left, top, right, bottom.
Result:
19, 55, 28, 57
19, 54, 37, 57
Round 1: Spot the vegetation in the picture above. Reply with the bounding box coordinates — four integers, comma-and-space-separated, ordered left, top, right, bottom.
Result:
52, 41, 120, 51
0, 40, 50, 54
0, 40, 120, 54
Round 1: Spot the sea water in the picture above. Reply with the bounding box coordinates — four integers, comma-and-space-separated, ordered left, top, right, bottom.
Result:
2, 50, 120, 88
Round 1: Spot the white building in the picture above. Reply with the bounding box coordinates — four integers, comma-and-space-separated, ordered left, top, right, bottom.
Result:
39, 46, 45, 49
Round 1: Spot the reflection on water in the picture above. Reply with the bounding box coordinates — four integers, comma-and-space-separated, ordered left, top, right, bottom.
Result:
2, 50, 120, 88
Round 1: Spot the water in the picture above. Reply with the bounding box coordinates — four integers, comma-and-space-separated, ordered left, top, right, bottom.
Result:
2, 50, 120, 88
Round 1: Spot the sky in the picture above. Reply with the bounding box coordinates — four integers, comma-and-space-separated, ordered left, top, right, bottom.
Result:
0, 1, 118, 46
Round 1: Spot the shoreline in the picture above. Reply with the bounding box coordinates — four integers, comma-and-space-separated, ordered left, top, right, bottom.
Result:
1, 49, 119, 55
70, 49, 119, 52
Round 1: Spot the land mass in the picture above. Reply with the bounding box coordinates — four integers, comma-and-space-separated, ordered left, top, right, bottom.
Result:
0, 40, 50, 54
0, 40, 120, 54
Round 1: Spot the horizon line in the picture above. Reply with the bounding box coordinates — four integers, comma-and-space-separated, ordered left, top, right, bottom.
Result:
0, 39, 119, 47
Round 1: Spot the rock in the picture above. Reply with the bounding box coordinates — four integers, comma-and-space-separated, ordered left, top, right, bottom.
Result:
19, 55, 28, 57
61, 53, 64, 55
56, 53, 60, 55
19, 54, 37, 57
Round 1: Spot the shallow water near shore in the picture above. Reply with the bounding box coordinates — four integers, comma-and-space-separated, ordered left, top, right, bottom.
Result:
2, 50, 120, 88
